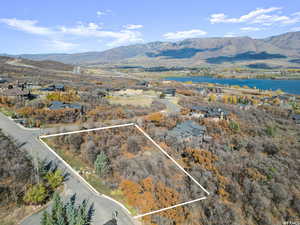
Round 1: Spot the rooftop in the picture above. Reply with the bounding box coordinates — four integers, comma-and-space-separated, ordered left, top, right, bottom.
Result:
49, 101, 82, 110
169, 120, 206, 139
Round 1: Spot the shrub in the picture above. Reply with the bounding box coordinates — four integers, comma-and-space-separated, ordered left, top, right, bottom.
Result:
266, 124, 277, 137
45, 170, 64, 190
23, 183, 48, 205
229, 121, 240, 133
209, 94, 217, 102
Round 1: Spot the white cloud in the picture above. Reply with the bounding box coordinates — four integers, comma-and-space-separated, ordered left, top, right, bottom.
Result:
0, 18, 144, 50
46, 40, 78, 51
240, 27, 262, 31
163, 29, 207, 40
60, 23, 144, 46
96, 10, 112, 17
123, 24, 143, 30
210, 7, 281, 24
209, 7, 300, 26
107, 30, 144, 47
0, 18, 53, 35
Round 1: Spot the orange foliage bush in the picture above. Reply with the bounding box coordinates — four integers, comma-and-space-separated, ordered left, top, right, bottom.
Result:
145, 112, 165, 126
120, 177, 185, 224
46, 90, 80, 102
186, 149, 229, 200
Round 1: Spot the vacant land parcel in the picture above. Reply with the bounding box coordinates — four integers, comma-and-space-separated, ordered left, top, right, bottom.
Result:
41, 124, 208, 223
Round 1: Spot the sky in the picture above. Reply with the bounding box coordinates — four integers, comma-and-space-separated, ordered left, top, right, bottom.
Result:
0, 0, 299, 54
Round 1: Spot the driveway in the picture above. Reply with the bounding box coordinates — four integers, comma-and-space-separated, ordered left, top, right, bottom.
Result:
0, 113, 136, 225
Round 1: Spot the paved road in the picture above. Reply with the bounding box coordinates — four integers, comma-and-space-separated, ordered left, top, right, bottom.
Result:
0, 113, 136, 225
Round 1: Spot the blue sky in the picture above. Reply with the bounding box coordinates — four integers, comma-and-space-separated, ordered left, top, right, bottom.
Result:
0, 0, 299, 54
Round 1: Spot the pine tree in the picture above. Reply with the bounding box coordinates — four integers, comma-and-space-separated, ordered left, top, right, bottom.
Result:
41, 211, 52, 225
94, 152, 108, 176
40, 193, 94, 225
51, 192, 63, 223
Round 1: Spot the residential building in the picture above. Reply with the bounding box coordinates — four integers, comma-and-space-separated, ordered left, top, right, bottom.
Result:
168, 120, 207, 145
48, 101, 82, 111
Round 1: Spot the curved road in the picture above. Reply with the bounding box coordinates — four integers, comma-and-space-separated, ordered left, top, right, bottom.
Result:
0, 113, 136, 225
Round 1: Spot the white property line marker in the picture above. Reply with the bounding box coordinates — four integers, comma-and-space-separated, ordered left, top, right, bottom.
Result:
134, 197, 207, 219
38, 137, 132, 216
134, 124, 210, 196
40, 123, 209, 219
40, 123, 135, 138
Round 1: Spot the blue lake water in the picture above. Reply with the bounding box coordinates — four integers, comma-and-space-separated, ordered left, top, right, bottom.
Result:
165, 76, 300, 95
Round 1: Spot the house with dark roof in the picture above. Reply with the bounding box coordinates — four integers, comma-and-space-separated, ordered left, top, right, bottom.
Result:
48, 101, 82, 111
40, 84, 65, 92
136, 80, 150, 87
205, 107, 229, 120
0, 87, 33, 99
188, 105, 228, 120
292, 114, 300, 124
162, 88, 176, 97
93, 88, 108, 98
189, 105, 209, 118
196, 87, 208, 96
168, 120, 207, 145
0, 78, 7, 84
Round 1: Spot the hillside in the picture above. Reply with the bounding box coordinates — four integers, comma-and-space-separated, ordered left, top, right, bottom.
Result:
264, 32, 300, 54
7, 31, 300, 67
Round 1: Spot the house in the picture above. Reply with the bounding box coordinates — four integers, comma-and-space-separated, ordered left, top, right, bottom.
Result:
93, 88, 108, 98
0, 78, 7, 84
53, 84, 65, 91
168, 120, 207, 145
189, 105, 209, 118
162, 88, 176, 97
40, 84, 65, 92
136, 80, 150, 87
238, 104, 251, 110
208, 87, 222, 93
196, 87, 208, 96
48, 101, 82, 111
0, 88, 33, 99
292, 114, 300, 124
205, 107, 229, 120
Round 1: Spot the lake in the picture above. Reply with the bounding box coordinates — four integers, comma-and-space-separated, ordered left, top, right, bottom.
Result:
165, 76, 300, 95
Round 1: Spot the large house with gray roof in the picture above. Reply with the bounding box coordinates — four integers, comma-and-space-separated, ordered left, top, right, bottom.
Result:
167, 120, 207, 146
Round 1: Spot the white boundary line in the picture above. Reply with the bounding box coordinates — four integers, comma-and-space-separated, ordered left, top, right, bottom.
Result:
133, 197, 207, 219
39, 123, 209, 219
40, 123, 135, 138
134, 124, 210, 196
39, 137, 133, 215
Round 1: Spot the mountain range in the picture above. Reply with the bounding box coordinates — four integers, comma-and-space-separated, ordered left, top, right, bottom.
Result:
4, 31, 300, 67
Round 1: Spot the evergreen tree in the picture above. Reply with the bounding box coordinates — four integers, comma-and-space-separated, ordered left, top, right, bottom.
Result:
40, 193, 94, 225
94, 151, 109, 176
41, 211, 52, 225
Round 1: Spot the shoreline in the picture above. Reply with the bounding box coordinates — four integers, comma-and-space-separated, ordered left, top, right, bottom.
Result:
164, 76, 300, 96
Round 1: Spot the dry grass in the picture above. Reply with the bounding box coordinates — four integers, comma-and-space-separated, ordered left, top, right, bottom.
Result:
109, 96, 154, 107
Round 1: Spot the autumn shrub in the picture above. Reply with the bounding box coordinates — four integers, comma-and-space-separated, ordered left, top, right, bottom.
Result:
44, 170, 64, 190
23, 183, 48, 205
